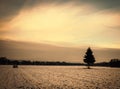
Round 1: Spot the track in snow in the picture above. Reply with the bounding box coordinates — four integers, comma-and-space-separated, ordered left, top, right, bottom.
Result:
0, 65, 120, 89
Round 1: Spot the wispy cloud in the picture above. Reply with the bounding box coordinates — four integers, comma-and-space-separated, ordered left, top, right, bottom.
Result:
0, 0, 120, 48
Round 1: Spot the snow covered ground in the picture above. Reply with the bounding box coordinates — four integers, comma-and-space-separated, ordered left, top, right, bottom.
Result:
0, 65, 120, 89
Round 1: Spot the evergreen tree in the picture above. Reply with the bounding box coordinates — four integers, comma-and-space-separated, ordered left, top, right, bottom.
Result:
83, 47, 95, 69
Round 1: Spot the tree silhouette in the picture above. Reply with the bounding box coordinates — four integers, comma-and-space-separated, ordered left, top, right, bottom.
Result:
109, 59, 120, 67
83, 47, 95, 69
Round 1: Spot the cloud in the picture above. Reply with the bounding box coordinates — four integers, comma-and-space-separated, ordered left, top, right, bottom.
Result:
24, 0, 120, 10
0, 40, 120, 62
0, 0, 26, 27
1, 0, 120, 20
80, 0, 120, 8
0, 0, 120, 48
0, 0, 120, 22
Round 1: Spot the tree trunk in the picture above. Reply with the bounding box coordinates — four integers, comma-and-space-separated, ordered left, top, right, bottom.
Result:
87, 63, 90, 69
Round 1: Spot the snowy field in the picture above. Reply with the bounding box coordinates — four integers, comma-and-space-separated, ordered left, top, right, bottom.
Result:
0, 65, 120, 89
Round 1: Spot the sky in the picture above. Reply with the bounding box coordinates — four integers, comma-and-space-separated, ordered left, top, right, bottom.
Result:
0, 0, 120, 49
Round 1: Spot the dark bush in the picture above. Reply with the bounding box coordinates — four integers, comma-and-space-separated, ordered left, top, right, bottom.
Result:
109, 59, 120, 67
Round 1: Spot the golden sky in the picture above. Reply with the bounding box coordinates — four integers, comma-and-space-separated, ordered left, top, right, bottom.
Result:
0, 0, 120, 48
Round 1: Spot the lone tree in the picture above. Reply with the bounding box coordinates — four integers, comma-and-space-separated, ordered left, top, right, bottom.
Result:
83, 47, 95, 69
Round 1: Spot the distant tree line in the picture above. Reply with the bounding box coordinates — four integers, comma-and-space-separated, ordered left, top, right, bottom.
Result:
93, 59, 120, 67
0, 57, 119, 67
0, 57, 83, 66
109, 59, 120, 67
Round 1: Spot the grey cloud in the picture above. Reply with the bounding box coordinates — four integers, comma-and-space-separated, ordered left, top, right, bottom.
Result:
0, 0, 65, 25
23, 0, 70, 8
0, 0, 120, 27
79, 0, 120, 11
1, 0, 120, 19
0, 0, 25, 27
25, 0, 120, 10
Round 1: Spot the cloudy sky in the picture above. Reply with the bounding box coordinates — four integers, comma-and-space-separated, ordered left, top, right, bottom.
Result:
0, 0, 120, 48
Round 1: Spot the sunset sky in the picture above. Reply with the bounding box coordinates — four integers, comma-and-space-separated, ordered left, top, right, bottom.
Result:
0, 0, 120, 48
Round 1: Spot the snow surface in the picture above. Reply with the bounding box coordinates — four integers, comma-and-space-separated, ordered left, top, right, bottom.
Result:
0, 65, 120, 89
